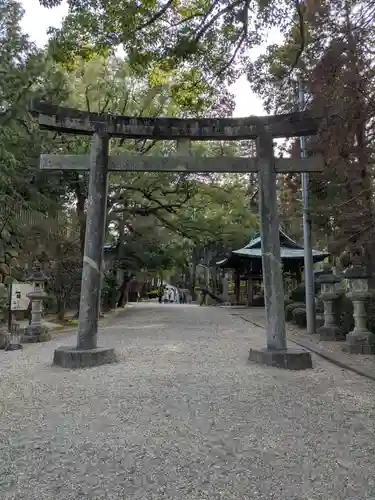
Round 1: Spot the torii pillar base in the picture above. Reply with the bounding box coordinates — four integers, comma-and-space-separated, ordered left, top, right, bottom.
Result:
53, 345, 117, 369
248, 347, 313, 370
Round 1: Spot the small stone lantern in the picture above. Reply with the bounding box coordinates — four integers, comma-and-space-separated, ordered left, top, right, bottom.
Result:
344, 255, 375, 354
21, 261, 51, 343
316, 263, 343, 341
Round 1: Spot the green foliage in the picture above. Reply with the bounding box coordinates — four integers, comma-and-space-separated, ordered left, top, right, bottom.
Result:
174, 181, 256, 246
147, 289, 159, 299
41, 0, 292, 88
43, 293, 58, 314
0, 283, 8, 323
293, 307, 306, 327
289, 284, 306, 303
0, 0, 73, 281
101, 272, 119, 311
333, 294, 354, 336
285, 302, 304, 321
289, 279, 322, 304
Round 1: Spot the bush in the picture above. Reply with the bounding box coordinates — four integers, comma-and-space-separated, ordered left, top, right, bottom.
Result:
284, 298, 294, 308
293, 307, 307, 327
285, 302, 304, 321
332, 290, 375, 335
333, 293, 354, 335
43, 294, 57, 314
101, 274, 119, 310
290, 284, 305, 303
290, 281, 321, 303
148, 289, 159, 299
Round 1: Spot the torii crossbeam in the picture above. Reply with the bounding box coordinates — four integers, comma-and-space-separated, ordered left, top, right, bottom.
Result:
32, 102, 327, 370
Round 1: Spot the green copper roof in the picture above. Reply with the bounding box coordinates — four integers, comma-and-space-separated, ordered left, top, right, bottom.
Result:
216, 228, 329, 267
244, 229, 304, 250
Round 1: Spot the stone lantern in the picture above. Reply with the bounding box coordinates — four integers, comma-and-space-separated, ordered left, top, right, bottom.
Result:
344, 255, 375, 354
316, 263, 343, 341
21, 261, 51, 343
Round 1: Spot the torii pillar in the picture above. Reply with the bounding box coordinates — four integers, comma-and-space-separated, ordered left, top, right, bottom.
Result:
247, 126, 312, 369
53, 129, 117, 368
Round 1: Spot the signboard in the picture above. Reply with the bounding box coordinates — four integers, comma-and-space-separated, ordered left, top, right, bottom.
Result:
11, 283, 33, 311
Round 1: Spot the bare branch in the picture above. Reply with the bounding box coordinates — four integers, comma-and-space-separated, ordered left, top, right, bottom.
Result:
138, 0, 174, 30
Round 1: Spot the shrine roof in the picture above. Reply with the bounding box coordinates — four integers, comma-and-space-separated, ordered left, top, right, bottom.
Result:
216, 229, 329, 268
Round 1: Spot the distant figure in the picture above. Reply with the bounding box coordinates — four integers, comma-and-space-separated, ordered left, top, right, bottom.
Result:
158, 285, 164, 303
162, 287, 169, 303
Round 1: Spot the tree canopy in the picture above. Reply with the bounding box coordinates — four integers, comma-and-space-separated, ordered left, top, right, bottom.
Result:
38, 0, 311, 115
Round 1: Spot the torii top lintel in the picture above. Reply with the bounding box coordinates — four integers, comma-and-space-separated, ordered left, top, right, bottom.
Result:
31, 102, 328, 141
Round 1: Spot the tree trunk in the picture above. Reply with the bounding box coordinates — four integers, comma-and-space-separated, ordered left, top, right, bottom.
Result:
56, 296, 66, 321
117, 274, 132, 308
191, 267, 197, 301
190, 247, 200, 301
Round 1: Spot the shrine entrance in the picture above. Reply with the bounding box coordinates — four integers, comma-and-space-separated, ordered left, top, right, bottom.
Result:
32, 103, 324, 370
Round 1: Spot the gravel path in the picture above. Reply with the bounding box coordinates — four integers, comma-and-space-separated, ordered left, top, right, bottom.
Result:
0, 303, 375, 500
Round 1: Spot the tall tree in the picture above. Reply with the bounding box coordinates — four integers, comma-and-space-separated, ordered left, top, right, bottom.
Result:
0, 0, 68, 278
247, 0, 375, 270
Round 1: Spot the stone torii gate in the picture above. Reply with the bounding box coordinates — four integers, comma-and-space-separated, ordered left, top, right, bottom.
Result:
32, 103, 324, 370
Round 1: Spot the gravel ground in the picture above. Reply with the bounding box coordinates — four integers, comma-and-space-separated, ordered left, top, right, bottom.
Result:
1, 303, 375, 500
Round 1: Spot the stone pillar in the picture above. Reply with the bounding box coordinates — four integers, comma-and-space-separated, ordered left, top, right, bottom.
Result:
344, 256, 375, 354
256, 128, 286, 350
316, 264, 343, 341
53, 130, 117, 368
248, 125, 312, 370
77, 132, 109, 349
